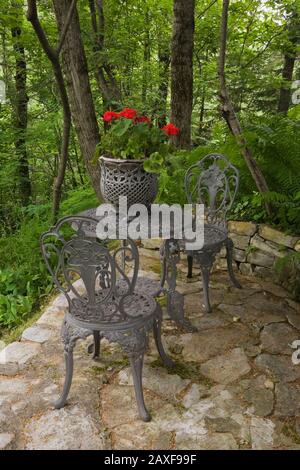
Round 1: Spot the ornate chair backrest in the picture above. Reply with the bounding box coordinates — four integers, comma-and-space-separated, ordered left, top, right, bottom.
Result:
185, 154, 239, 227
40, 216, 139, 326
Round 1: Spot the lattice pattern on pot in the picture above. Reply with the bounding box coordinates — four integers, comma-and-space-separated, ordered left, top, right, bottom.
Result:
100, 162, 158, 208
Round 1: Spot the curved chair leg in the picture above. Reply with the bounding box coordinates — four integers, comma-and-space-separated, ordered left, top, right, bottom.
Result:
153, 308, 174, 368
226, 238, 242, 289
93, 330, 101, 359
129, 352, 151, 422
54, 345, 74, 409
104, 328, 151, 422
197, 248, 219, 313
187, 255, 194, 279
200, 266, 212, 313
55, 320, 90, 409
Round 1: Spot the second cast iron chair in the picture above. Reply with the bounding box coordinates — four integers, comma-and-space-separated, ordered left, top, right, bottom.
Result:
41, 216, 173, 422
184, 153, 242, 313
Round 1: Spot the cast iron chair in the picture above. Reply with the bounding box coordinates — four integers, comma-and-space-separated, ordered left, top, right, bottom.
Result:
184, 153, 242, 313
41, 216, 173, 422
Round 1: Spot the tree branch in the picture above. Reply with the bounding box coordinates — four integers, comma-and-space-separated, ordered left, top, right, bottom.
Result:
89, 0, 98, 35
238, 1, 258, 66
56, 0, 78, 55
27, 0, 77, 60
218, 0, 229, 81
241, 30, 284, 69
218, 0, 272, 215
96, 0, 105, 45
197, 0, 218, 18
27, 0, 57, 62
88, 0, 121, 105
27, 0, 73, 218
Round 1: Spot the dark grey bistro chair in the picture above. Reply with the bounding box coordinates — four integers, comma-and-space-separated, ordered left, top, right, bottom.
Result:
40, 216, 173, 422
184, 153, 242, 313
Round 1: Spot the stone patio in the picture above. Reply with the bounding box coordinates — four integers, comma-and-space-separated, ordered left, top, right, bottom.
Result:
0, 246, 300, 450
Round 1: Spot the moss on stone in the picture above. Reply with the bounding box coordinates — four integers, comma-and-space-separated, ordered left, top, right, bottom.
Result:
157, 295, 167, 306
149, 358, 212, 387
149, 263, 162, 275
90, 358, 129, 376
281, 420, 300, 445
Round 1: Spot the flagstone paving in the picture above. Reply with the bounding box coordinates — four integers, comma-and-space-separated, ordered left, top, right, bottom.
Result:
0, 247, 300, 450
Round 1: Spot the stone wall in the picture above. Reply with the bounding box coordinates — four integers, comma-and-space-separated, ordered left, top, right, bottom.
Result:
216, 221, 300, 280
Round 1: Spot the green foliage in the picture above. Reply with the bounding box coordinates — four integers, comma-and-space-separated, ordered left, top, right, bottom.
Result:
0, 209, 51, 328
231, 192, 267, 224
0, 186, 98, 330
231, 190, 300, 232
99, 120, 166, 160
157, 114, 300, 234
59, 186, 99, 215
156, 146, 215, 205
0, 269, 48, 327
244, 116, 300, 197
231, 115, 300, 233
97, 113, 176, 172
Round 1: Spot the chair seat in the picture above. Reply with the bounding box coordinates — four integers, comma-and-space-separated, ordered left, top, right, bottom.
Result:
180, 224, 227, 252
69, 285, 157, 328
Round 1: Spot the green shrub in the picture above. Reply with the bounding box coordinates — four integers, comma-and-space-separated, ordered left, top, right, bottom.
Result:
0, 186, 99, 331
157, 114, 300, 234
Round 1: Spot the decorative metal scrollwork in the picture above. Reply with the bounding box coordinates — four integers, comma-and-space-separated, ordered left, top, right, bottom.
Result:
185, 153, 239, 226
40, 216, 155, 326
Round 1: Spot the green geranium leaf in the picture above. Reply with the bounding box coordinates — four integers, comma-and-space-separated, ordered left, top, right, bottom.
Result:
149, 152, 164, 164
112, 118, 133, 137
143, 159, 161, 174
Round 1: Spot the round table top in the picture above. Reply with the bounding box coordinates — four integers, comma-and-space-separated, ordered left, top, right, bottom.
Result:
76, 207, 227, 250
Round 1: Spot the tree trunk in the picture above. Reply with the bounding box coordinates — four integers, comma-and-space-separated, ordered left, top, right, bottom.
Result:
27, 0, 73, 218
278, 11, 299, 114
155, 44, 170, 127
11, 8, 32, 206
88, 0, 121, 109
218, 0, 272, 216
199, 88, 206, 125
52, 71, 71, 217
171, 0, 195, 148
142, 13, 151, 103
53, 0, 101, 199
278, 55, 296, 114
197, 48, 208, 130
72, 132, 85, 185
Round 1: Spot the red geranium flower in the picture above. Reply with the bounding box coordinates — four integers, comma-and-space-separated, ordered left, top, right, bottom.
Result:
162, 123, 180, 136
136, 116, 151, 124
103, 111, 119, 122
119, 108, 138, 119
